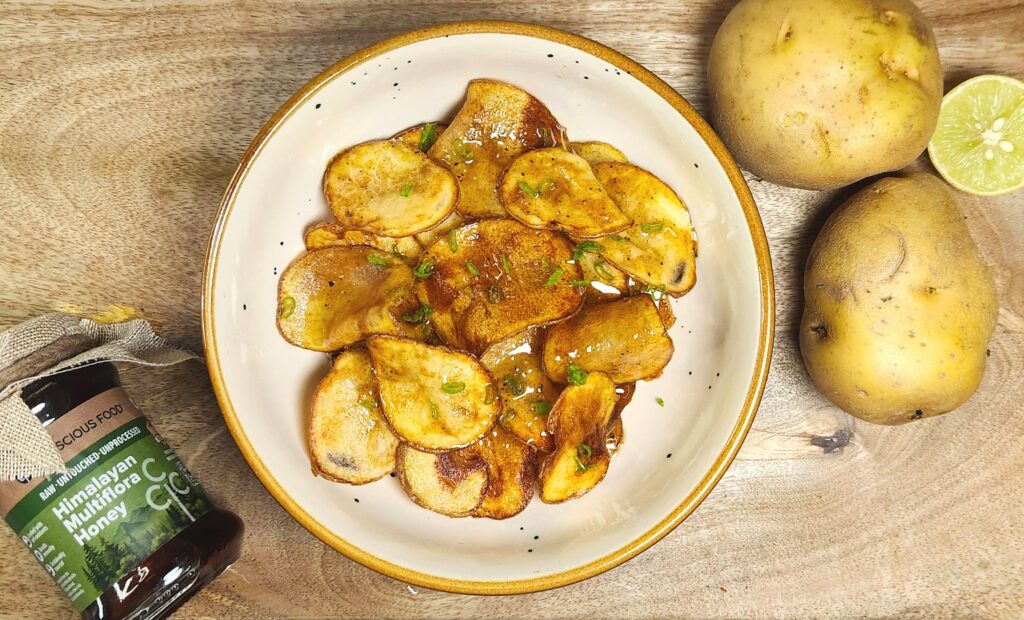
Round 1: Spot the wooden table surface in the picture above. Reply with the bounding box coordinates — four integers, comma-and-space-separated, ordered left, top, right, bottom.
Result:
2, 1, 1023, 618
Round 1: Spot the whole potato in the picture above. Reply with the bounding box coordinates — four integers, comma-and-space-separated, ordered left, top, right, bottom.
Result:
800, 173, 997, 424
708, 0, 943, 190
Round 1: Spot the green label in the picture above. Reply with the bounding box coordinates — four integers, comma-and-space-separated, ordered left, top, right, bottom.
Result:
5, 418, 212, 612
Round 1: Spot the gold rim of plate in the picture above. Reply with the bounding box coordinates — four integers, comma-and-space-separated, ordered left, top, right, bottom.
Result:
201, 20, 776, 595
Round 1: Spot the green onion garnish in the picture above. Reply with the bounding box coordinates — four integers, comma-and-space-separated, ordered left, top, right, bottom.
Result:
413, 258, 435, 279
279, 296, 296, 319
572, 240, 605, 260
418, 122, 438, 152
568, 279, 591, 287
442, 381, 466, 394
566, 363, 589, 386
429, 401, 440, 420
466, 260, 480, 277
641, 222, 665, 233
608, 234, 629, 243
532, 400, 552, 416
401, 304, 434, 324
593, 260, 614, 282
500, 254, 512, 274
367, 255, 389, 267
360, 398, 378, 412
391, 244, 405, 260
446, 229, 458, 253
574, 444, 593, 472
656, 397, 665, 407
518, 180, 540, 198
453, 138, 473, 161
540, 126, 555, 147
502, 372, 526, 397
400, 183, 413, 197
544, 267, 564, 287
484, 384, 497, 405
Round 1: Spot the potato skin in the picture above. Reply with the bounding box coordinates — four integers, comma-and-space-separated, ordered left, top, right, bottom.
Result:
707, 0, 943, 190
799, 173, 998, 424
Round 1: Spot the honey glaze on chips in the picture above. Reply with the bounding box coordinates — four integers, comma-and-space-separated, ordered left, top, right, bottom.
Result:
276, 79, 700, 518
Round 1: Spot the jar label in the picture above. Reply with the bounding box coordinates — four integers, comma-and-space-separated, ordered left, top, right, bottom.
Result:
0, 388, 212, 612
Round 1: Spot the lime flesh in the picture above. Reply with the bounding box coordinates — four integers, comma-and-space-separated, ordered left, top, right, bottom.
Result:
928, 75, 1024, 196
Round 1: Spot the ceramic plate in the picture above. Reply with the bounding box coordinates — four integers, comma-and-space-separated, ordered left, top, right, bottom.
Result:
203, 21, 774, 594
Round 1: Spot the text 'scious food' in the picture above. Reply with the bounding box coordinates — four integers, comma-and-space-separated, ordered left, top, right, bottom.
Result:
276, 79, 700, 518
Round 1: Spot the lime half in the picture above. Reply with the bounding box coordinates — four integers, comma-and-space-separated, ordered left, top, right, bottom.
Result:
928, 74, 1024, 196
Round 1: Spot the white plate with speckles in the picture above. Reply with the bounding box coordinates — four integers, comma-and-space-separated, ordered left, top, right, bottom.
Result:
202, 21, 774, 594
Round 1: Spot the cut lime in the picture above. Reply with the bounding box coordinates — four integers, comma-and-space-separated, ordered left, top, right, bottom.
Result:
928, 75, 1024, 196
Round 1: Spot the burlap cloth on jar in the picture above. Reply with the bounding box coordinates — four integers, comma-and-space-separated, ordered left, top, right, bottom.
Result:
0, 313, 196, 480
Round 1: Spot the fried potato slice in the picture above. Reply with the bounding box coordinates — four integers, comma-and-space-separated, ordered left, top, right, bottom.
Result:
392, 122, 448, 153
304, 222, 423, 264
591, 162, 698, 296
499, 148, 632, 238
571, 141, 629, 166
480, 329, 560, 452
277, 246, 418, 351
324, 140, 458, 237
414, 210, 466, 248
472, 425, 538, 519
429, 79, 566, 218
539, 371, 618, 503
415, 219, 585, 354
396, 443, 487, 517
367, 335, 500, 450
542, 295, 674, 383
309, 349, 398, 484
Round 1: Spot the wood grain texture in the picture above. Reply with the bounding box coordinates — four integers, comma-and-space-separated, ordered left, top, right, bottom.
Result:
1, 1, 1023, 617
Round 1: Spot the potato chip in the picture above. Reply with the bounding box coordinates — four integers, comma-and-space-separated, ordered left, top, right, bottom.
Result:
571, 141, 629, 166
472, 425, 537, 519
415, 219, 584, 354
539, 371, 618, 503
429, 79, 566, 218
367, 335, 500, 451
542, 295, 674, 383
480, 329, 559, 452
324, 140, 458, 237
396, 443, 487, 517
277, 246, 418, 351
499, 147, 632, 238
309, 349, 397, 484
304, 221, 422, 264
591, 162, 698, 296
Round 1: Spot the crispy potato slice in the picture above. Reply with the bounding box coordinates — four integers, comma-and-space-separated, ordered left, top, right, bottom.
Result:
472, 425, 538, 519
392, 122, 448, 153
542, 296, 674, 383
304, 222, 423, 265
324, 140, 458, 237
396, 443, 487, 517
576, 249, 629, 304
591, 162, 698, 296
277, 246, 418, 351
572, 141, 629, 166
414, 210, 466, 248
480, 329, 560, 452
429, 79, 566, 218
416, 219, 584, 354
539, 371, 617, 503
367, 335, 500, 450
309, 349, 398, 484
499, 148, 632, 238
